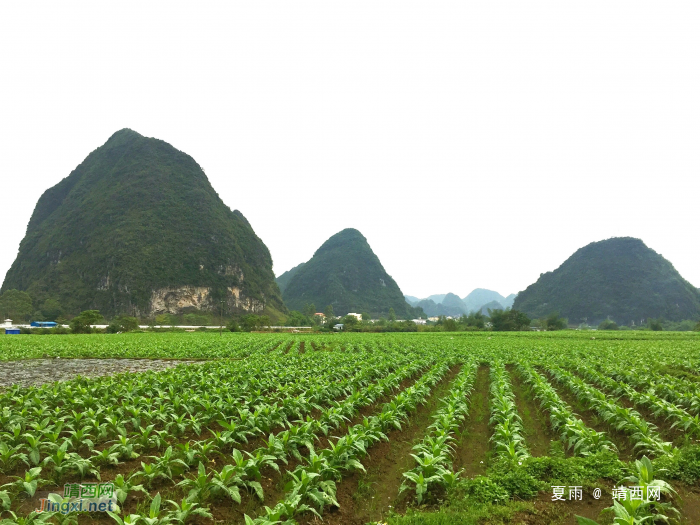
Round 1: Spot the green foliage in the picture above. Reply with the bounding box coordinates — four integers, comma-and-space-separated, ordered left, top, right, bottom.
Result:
282, 229, 415, 318
39, 299, 63, 321
240, 315, 271, 331
489, 308, 531, 331
69, 310, 104, 334
542, 312, 568, 331
183, 313, 211, 326
652, 445, 700, 484
599, 319, 619, 330
451, 476, 510, 504
106, 316, 139, 333
275, 262, 306, 294
0, 289, 33, 321
302, 302, 316, 317
385, 502, 536, 525
1, 129, 285, 318
285, 311, 313, 327
514, 237, 700, 324
460, 311, 486, 329
442, 318, 458, 332
481, 461, 542, 499
647, 318, 663, 331
341, 315, 360, 328
521, 452, 624, 485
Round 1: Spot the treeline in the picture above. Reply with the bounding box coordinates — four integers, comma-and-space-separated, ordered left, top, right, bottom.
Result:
4, 288, 700, 335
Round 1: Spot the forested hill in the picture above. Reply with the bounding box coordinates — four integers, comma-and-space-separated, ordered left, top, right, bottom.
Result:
1, 128, 285, 318
282, 228, 418, 318
513, 237, 700, 324
276, 262, 306, 294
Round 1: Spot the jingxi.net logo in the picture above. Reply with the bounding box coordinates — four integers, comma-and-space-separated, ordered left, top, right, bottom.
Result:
36, 482, 117, 515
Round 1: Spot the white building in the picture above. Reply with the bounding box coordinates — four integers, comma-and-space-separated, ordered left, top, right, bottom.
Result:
2, 319, 13, 329
346, 312, 362, 321
412, 319, 427, 325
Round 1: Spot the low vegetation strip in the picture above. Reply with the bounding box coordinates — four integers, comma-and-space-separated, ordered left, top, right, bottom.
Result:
489, 362, 529, 463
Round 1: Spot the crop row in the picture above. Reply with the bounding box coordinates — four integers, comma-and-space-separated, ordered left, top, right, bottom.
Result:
1, 351, 442, 521
400, 362, 477, 503
568, 362, 700, 439
245, 359, 455, 523
516, 363, 617, 456
0, 348, 408, 471
548, 367, 674, 456
489, 363, 529, 463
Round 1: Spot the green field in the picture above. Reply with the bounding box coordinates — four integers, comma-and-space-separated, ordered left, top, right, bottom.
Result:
1, 331, 700, 524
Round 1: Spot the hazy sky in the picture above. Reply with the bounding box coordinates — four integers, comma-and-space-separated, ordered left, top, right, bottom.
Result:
1, 2, 698, 300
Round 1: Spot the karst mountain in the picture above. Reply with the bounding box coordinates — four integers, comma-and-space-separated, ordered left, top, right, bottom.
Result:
280, 228, 418, 318
513, 237, 700, 324
1, 129, 285, 318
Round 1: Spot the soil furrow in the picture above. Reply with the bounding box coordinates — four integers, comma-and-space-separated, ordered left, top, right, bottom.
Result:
453, 364, 490, 477
507, 366, 556, 457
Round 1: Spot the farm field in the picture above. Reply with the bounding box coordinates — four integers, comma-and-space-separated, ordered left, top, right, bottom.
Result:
1, 332, 700, 525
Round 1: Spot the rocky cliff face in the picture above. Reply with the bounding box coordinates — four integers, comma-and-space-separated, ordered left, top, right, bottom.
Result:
148, 285, 266, 315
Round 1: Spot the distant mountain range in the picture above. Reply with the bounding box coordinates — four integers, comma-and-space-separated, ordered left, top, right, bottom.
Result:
405, 289, 517, 317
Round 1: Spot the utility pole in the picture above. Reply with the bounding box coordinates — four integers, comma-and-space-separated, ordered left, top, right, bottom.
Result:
220, 300, 225, 336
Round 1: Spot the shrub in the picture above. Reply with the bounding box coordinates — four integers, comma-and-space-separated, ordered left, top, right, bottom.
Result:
69, 310, 104, 333
598, 319, 619, 330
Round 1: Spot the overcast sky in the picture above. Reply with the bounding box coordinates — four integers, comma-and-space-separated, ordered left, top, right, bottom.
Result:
1, 2, 698, 300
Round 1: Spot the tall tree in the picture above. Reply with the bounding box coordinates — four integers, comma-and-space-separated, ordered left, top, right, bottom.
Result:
0, 289, 33, 321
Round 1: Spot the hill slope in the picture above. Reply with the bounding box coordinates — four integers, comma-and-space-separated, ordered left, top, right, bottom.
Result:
441, 293, 468, 313
282, 229, 416, 318
276, 263, 306, 294
513, 237, 700, 324
1, 129, 285, 318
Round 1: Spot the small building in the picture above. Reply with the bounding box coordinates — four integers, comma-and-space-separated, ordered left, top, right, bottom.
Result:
346, 313, 362, 321
314, 313, 326, 322
31, 321, 58, 328
333, 323, 344, 331
3, 319, 19, 335
412, 319, 427, 325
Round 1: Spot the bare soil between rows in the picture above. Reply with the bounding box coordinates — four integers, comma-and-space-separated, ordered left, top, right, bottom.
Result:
453, 364, 490, 477
508, 366, 557, 457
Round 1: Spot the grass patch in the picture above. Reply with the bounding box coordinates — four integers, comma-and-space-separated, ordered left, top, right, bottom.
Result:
384, 501, 537, 525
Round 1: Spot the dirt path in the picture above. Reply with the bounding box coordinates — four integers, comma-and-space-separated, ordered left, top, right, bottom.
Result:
508, 366, 556, 457
453, 364, 490, 477
302, 364, 462, 525
0, 358, 202, 388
